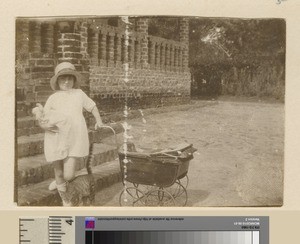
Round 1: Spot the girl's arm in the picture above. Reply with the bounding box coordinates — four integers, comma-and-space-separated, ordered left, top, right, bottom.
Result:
91, 106, 104, 129
81, 89, 104, 129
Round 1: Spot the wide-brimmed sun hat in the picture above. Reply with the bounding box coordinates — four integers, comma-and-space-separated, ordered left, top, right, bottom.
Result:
50, 62, 82, 90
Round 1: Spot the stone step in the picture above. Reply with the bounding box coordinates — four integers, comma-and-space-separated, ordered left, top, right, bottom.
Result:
18, 143, 119, 186
17, 159, 122, 206
17, 123, 124, 158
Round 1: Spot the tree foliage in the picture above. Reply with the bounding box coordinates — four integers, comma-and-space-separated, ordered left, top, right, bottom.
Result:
189, 17, 285, 100
189, 17, 285, 66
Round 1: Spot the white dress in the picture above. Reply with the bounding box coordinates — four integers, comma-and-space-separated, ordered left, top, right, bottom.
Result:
43, 89, 96, 162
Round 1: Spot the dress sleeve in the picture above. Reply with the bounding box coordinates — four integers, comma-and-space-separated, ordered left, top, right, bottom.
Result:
80, 89, 96, 112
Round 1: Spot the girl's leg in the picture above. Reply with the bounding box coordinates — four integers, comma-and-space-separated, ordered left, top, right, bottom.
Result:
52, 160, 66, 192
49, 157, 77, 190
53, 159, 74, 206
63, 157, 77, 181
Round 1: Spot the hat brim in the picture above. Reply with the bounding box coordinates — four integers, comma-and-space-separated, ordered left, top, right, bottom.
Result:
50, 70, 83, 90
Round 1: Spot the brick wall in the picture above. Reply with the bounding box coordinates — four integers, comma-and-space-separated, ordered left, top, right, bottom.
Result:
16, 17, 192, 115
90, 65, 191, 112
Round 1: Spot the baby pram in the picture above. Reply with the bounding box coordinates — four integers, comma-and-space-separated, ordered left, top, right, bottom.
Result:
118, 142, 197, 206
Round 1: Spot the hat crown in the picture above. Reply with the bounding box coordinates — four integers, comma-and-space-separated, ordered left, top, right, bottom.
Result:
55, 62, 76, 75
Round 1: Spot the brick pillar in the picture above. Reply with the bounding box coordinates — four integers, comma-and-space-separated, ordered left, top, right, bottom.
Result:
77, 20, 90, 87
16, 20, 30, 56
88, 29, 99, 65
30, 21, 42, 53
174, 46, 178, 72
180, 18, 189, 70
16, 19, 30, 95
136, 18, 149, 69
178, 46, 183, 72
57, 33, 82, 64
80, 20, 88, 58
160, 43, 165, 71
165, 44, 170, 71
115, 34, 122, 67
170, 43, 175, 72
42, 21, 54, 54
129, 37, 135, 68
148, 40, 155, 69
182, 46, 189, 71
155, 43, 161, 70
107, 33, 115, 66
177, 46, 180, 71
135, 39, 141, 69
122, 35, 129, 64
99, 31, 107, 66
56, 33, 88, 91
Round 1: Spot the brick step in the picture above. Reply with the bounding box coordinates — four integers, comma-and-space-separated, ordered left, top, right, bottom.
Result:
18, 143, 118, 186
16, 101, 37, 118
17, 115, 99, 138
17, 159, 122, 206
17, 116, 44, 137
17, 123, 124, 158
17, 113, 94, 137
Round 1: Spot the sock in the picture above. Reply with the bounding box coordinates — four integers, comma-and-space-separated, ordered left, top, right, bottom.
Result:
56, 181, 67, 192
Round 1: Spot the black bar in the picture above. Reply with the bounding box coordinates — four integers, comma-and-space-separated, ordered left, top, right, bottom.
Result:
94, 231, 116, 243
86, 231, 93, 244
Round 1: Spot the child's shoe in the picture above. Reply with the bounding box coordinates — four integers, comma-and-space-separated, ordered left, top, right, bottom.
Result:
48, 180, 57, 191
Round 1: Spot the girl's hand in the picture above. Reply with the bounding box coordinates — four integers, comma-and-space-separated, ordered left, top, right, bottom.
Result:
39, 120, 58, 133
94, 121, 104, 130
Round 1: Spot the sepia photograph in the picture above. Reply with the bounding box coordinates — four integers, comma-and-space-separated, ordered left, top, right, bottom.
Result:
15, 15, 285, 207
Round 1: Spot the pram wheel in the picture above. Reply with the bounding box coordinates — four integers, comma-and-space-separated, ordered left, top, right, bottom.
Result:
144, 188, 176, 206
165, 181, 188, 206
119, 187, 145, 206
178, 175, 189, 189
132, 183, 154, 198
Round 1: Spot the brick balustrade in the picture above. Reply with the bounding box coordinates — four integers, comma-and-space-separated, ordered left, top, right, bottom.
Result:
29, 21, 42, 53
41, 22, 55, 54
114, 34, 122, 67
16, 17, 191, 112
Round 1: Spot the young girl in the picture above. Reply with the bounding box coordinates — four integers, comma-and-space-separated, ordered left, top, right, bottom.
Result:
35, 62, 103, 205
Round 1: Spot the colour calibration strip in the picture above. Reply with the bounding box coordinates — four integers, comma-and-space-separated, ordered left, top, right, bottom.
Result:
85, 231, 259, 244
77, 216, 268, 244
19, 216, 268, 244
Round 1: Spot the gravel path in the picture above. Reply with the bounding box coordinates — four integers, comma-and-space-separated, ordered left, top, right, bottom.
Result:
95, 98, 284, 207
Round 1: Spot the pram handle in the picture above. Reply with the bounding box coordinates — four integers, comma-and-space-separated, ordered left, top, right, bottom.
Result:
94, 124, 119, 150
96, 125, 116, 136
